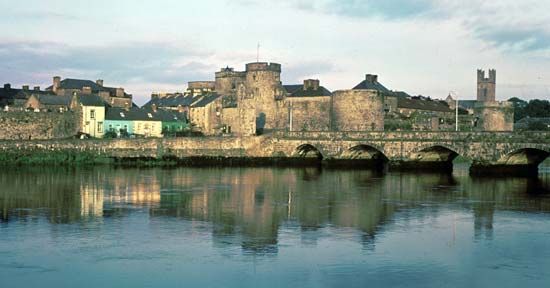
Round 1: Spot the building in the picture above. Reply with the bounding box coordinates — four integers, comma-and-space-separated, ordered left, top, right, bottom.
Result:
104, 107, 136, 137
145, 106, 188, 135
78, 94, 106, 138
24, 94, 76, 112
188, 93, 223, 135
46, 76, 133, 109
132, 110, 162, 138
285, 79, 332, 132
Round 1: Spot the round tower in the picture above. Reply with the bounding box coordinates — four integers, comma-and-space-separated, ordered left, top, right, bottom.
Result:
240, 62, 285, 132
331, 89, 385, 131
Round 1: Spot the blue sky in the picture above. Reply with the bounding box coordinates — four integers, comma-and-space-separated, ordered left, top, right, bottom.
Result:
1, 0, 549, 104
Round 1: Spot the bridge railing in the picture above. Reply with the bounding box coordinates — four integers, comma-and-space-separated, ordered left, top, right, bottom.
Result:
272, 130, 550, 143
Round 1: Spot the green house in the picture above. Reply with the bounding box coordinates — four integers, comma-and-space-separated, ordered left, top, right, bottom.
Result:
144, 108, 188, 136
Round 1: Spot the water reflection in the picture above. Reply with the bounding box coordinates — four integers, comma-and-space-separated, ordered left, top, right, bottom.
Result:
1, 166, 550, 254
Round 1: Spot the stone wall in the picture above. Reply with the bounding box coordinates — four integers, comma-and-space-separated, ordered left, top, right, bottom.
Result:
220, 107, 256, 136
0, 111, 78, 140
288, 96, 331, 131
331, 90, 384, 131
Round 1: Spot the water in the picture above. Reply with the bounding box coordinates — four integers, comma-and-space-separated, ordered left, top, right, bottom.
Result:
1, 164, 550, 288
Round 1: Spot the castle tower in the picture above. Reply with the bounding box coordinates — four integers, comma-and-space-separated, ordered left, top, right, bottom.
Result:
239, 62, 286, 132
477, 69, 496, 102
214, 67, 246, 96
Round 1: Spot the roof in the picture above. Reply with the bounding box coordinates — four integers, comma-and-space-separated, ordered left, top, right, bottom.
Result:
284, 84, 332, 97
143, 93, 195, 108
353, 79, 390, 93
79, 94, 106, 106
105, 107, 163, 122
283, 85, 303, 95
516, 117, 550, 124
144, 108, 187, 122
47, 78, 131, 98
36, 94, 73, 106
458, 100, 477, 109
397, 97, 453, 112
190, 93, 221, 108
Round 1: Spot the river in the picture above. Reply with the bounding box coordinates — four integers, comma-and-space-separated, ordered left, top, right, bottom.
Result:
1, 164, 550, 287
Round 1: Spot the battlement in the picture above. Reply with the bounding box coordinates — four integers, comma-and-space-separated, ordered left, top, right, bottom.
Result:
245, 62, 281, 72
477, 69, 496, 83
215, 68, 246, 79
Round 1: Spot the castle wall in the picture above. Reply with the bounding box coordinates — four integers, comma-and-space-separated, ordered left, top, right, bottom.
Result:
220, 107, 256, 136
287, 97, 331, 131
331, 90, 384, 131
474, 101, 514, 132
0, 111, 78, 140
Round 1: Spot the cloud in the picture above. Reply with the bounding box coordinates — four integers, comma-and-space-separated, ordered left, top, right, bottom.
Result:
320, 0, 435, 19
0, 41, 214, 85
281, 60, 337, 86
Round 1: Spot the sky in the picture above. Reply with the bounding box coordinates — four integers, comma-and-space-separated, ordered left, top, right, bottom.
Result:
1, 0, 550, 105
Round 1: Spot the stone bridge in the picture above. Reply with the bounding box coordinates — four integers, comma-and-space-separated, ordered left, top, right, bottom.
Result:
270, 131, 550, 174
0, 131, 549, 175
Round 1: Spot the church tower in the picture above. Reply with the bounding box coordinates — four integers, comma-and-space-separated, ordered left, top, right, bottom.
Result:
477, 69, 496, 102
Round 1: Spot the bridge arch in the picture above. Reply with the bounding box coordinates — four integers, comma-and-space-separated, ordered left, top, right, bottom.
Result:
295, 143, 324, 160
412, 144, 461, 163
499, 147, 550, 167
342, 144, 389, 162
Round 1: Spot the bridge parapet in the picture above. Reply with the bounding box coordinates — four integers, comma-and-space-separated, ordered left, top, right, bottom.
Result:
273, 130, 550, 143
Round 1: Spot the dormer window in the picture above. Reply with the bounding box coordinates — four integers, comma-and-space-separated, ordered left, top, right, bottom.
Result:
147, 113, 153, 118
120, 112, 125, 118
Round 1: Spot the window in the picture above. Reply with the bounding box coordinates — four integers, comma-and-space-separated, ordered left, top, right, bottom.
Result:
90, 109, 96, 119
98, 122, 103, 133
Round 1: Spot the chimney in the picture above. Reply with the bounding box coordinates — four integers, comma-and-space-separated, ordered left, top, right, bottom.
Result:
116, 87, 124, 97
96, 79, 104, 86
3, 83, 10, 90
22, 85, 29, 90
53, 76, 61, 93
365, 74, 378, 83
33, 86, 40, 91
82, 86, 92, 94
303, 79, 320, 90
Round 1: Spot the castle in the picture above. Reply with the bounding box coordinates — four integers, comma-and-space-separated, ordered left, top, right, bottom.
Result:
0, 62, 515, 140
147, 62, 513, 136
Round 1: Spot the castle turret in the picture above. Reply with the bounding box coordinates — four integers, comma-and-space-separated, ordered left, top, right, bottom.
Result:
477, 69, 496, 102
214, 67, 246, 95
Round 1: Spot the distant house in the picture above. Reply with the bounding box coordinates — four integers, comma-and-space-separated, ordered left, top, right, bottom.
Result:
144, 106, 188, 135
133, 110, 162, 138
24, 94, 76, 112
104, 107, 136, 137
188, 93, 223, 135
78, 94, 106, 138
0, 84, 61, 111
46, 76, 133, 109
143, 92, 194, 116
